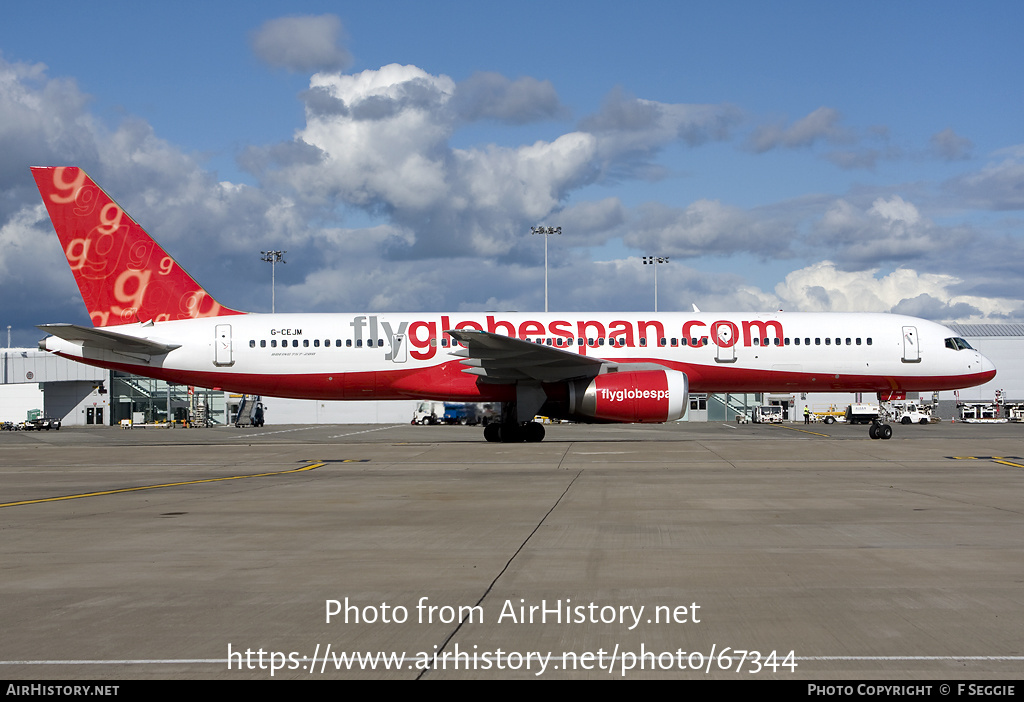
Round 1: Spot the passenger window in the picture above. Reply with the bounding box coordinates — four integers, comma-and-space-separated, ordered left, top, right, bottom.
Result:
260, 340, 266, 348
249, 340, 255, 348
303, 339, 309, 347
271, 340, 277, 348
356, 339, 362, 347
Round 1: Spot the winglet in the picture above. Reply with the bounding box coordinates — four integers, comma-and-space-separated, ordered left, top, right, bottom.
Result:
31, 166, 244, 328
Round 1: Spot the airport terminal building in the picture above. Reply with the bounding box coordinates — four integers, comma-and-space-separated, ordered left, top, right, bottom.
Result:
2, 323, 1021, 427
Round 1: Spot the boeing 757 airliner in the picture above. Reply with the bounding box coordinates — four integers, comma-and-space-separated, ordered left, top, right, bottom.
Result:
31, 167, 996, 441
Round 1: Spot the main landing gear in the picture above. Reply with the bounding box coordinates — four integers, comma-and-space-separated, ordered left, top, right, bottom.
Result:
483, 400, 546, 443
484, 421, 545, 443
868, 419, 893, 440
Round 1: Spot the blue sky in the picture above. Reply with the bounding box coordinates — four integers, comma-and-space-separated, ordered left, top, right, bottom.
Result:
1, 1, 1022, 345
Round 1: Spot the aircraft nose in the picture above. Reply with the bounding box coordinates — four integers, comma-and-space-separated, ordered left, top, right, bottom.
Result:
978, 352, 997, 382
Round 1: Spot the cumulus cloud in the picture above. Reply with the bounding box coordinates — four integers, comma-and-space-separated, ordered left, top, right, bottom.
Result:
891, 293, 981, 320
812, 194, 969, 268
772, 261, 1012, 321
747, 106, 853, 153
0, 56, 98, 204
929, 128, 973, 161
249, 64, 602, 261
549, 198, 626, 247
451, 72, 567, 124
580, 87, 740, 175
250, 15, 353, 73
944, 145, 1024, 210
243, 65, 750, 269
623, 199, 799, 260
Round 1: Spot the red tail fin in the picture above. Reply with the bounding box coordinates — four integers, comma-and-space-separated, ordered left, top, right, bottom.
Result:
32, 167, 244, 327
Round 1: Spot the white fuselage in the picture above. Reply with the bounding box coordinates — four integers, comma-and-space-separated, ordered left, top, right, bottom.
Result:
42, 311, 997, 403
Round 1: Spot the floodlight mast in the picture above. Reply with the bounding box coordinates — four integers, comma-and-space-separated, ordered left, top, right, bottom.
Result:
531, 226, 561, 312
643, 256, 670, 312
260, 250, 286, 313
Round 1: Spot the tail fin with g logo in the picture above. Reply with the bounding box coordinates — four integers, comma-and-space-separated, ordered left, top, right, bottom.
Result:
31, 166, 244, 327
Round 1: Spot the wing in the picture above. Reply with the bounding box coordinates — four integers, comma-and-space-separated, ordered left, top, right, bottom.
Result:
446, 329, 605, 383
38, 323, 181, 355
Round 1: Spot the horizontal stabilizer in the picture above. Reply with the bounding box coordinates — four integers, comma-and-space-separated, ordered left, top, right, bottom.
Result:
38, 323, 181, 356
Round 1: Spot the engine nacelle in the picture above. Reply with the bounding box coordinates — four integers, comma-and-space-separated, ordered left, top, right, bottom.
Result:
569, 369, 688, 423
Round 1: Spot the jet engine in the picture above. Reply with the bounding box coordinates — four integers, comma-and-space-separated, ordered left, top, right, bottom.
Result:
568, 369, 688, 423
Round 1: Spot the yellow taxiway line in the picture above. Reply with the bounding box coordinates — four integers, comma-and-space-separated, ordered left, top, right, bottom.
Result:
0, 461, 327, 508
766, 423, 832, 437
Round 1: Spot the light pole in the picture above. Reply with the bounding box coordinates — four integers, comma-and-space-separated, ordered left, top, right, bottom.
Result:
260, 250, 286, 313
643, 256, 669, 312
531, 226, 561, 312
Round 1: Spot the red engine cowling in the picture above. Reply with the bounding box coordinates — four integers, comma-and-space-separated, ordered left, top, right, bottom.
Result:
569, 370, 688, 423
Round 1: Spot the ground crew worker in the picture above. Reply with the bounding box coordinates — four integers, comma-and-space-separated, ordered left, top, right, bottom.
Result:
804, 406, 811, 424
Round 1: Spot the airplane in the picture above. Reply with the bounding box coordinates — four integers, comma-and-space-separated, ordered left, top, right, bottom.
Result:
31, 166, 997, 442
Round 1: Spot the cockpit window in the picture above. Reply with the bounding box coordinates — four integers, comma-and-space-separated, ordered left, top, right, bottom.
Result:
945, 337, 973, 351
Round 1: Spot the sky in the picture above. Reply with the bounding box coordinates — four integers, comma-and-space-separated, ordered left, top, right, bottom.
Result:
1, 1, 1022, 346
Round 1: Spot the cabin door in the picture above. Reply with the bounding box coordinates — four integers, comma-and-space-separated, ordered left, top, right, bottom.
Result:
901, 326, 920, 363
214, 324, 234, 366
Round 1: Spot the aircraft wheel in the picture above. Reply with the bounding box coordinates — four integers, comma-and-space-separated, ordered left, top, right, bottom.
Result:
869, 424, 880, 440
484, 423, 501, 442
901, 416, 911, 425
524, 421, 545, 443
499, 424, 524, 443
879, 424, 893, 440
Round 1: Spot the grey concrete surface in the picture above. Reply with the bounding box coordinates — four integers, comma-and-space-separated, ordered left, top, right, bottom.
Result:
1, 421, 1022, 679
